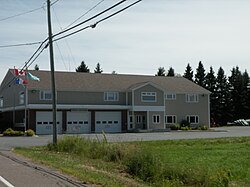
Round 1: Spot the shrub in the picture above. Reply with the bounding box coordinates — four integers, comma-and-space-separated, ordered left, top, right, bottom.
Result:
198, 125, 208, 130
180, 126, 190, 131
26, 129, 35, 136
170, 124, 180, 130
180, 119, 190, 128
125, 149, 163, 182
3, 128, 24, 136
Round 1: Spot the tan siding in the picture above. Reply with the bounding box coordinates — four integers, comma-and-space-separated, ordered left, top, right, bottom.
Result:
0, 71, 26, 108
149, 111, 165, 129
134, 85, 164, 106
29, 90, 126, 105
165, 94, 209, 125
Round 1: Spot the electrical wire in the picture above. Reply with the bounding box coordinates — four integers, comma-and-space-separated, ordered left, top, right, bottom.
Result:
53, 0, 142, 42
0, 6, 45, 22
53, 0, 127, 38
0, 41, 43, 49
0, 0, 59, 22
65, 0, 105, 29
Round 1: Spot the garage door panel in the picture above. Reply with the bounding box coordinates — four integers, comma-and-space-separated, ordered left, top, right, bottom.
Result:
95, 112, 121, 133
66, 111, 90, 134
36, 112, 62, 135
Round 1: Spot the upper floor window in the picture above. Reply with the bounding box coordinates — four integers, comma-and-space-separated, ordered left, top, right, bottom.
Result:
186, 94, 199, 103
165, 115, 177, 124
152, 114, 160, 124
141, 92, 156, 102
104, 92, 119, 101
19, 92, 24, 104
187, 115, 199, 124
0, 97, 3, 107
165, 93, 176, 100
40, 90, 52, 100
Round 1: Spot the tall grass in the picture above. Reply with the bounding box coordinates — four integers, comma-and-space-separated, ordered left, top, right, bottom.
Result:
47, 136, 232, 186
47, 136, 132, 162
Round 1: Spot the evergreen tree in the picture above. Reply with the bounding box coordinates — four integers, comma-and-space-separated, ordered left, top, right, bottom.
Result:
214, 67, 230, 125
205, 66, 216, 122
34, 64, 39, 71
195, 61, 206, 88
183, 63, 193, 81
94, 63, 103, 73
242, 70, 250, 119
156, 67, 165, 76
167, 67, 175, 76
76, 61, 90, 72
229, 67, 250, 120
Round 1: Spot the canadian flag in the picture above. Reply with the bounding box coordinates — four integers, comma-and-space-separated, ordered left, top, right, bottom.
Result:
14, 67, 27, 76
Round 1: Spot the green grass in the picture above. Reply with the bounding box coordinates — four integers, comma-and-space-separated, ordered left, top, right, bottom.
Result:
14, 136, 250, 187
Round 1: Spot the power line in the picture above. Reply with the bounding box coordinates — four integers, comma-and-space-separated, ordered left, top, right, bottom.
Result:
96, 0, 142, 25
53, 0, 142, 42
0, 41, 43, 49
53, 0, 127, 39
65, 0, 105, 29
0, 6, 45, 22
0, 0, 59, 22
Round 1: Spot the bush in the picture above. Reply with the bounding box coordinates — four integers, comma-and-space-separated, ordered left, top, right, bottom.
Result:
180, 126, 190, 131
3, 128, 24, 136
125, 149, 163, 182
198, 125, 208, 130
26, 129, 35, 136
170, 124, 180, 130
180, 120, 190, 128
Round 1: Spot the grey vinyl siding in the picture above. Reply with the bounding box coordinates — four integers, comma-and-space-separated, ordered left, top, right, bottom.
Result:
0, 71, 26, 108
28, 90, 127, 105
165, 94, 209, 126
134, 85, 164, 106
148, 111, 165, 129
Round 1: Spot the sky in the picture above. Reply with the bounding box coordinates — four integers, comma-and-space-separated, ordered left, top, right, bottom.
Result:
0, 0, 250, 82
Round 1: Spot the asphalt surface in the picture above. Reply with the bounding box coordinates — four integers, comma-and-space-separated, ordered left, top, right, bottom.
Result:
0, 126, 249, 187
1, 127, 250, 150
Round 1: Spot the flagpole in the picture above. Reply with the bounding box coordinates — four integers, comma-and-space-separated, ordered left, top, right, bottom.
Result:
24, 84, 27, 132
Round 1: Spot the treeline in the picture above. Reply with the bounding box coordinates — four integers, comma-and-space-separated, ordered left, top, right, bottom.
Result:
156, 61, 250, 126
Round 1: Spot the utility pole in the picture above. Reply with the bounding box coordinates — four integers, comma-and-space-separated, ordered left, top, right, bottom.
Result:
47, 0, 57, 145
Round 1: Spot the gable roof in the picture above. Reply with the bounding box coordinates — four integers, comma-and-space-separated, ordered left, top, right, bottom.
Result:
8, 69, 210, 94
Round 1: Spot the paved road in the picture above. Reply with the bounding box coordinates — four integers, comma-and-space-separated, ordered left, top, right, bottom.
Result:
0, 127, 250, 150
0, 151, 84, 187
0, 126, 249, 187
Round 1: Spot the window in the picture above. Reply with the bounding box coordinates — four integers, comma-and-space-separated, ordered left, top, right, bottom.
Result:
19, 92, 24, 104
141, 92, 156, 102
104, 92, 119, 101
136, 115, 142, 124
152, 115, 160, 124
186, 94, 199, 103
165, 93, 176, 100
0, 97, 3, 107
40, 90, 52, 100
165, 115, 177, 124
187, 115, 199, 124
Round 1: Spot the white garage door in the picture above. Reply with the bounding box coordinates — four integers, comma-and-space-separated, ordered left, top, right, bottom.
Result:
36, 111, 62, 135
66, 111, 91, 134
95, 112, 121, 133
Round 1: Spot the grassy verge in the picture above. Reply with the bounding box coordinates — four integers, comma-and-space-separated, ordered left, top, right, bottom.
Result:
14, 136, 250, 187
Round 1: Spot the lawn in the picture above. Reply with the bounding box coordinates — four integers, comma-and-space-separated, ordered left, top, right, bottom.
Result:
14, 136, 250, 187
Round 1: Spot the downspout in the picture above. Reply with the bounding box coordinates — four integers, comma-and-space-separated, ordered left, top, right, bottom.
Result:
208, 94, 211, 128
132, 90, 135, 129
